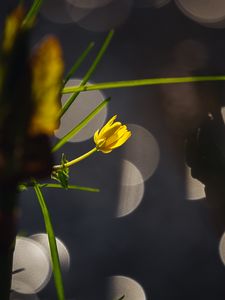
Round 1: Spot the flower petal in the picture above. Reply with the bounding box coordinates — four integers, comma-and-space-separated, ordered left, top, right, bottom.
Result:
93, 115, 131, 153
106, 115, 117, 127
98, 122, 121, 140
94, 129, 100, 144
104, 125, 128, 147
100, 148, 113, 154
109, 131, 131, 149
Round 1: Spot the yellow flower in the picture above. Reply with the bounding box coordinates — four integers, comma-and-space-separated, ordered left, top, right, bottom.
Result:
94, 115, 131, 153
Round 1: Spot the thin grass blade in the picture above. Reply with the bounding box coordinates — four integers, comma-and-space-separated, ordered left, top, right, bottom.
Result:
52, 97, 110, 152
59, 30, 114, 118
63, 42, 95, 87
22, 0, 43, 27
33, 183, 65, 300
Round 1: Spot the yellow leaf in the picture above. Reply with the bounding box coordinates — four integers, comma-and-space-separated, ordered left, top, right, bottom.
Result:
2, 5, 24, 53
29, 36, 64, 136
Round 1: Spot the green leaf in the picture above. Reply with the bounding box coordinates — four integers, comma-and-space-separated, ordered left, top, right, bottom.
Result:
63, 42, 95, 87
51, 154, 69, 189
52, 97, 110, 152
62, 75, 225, 94
33, 182, 65, 300
59, 29, 114, 118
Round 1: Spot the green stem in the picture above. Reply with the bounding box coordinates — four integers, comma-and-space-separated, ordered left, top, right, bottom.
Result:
20, 183, 99, 192
62, 75, 225, 94
53, 147, 97, 170
42, 183, 99, 192
59, 29, 114, 118
33, 183, 65, 300
63, 42, 95, 87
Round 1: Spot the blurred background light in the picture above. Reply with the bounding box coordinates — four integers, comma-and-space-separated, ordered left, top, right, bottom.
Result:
11, 237, 51, 294
65, 3, 92, 22
186, 165, 205, 200
116, 160, 145, 217
75, 0, 133, 32
55, 79, 107, 143
172, 39, 208, 72
41, 0, 75, 23
134, 0, 170, 8
30, 233, 70, 272
123, 124, 160, 182
68, 0, 113, 9
107, 275, 146, 300
221, 107, 225, 124
219, 231, 225, 266
175, 0, 225, 28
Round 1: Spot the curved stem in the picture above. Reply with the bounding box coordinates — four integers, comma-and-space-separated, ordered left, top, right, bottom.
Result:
53, 147, 97, 170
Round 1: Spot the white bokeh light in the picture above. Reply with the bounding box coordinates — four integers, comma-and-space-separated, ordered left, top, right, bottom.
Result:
219, 231, 225, 266
30, 233, 70, 272
117, 160, 145, 217
41, 0, 74, 23
66, 3, 91, 22
12, 237, 51, 294
186, 165, 205, 200
76, 0, 133, 32
107, 275, 147, 300
175, 0, 225, 28
221, 107, 225, 124
123, 124, 160, 182
55, 79, 107, 143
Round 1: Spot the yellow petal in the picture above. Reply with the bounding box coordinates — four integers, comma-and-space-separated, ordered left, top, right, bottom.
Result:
95, 138, 106, 148
99, 115, 118, 135
109, 131, 131, 149
98, 122, 121, 140
94, 129, 100, 144
104, 125, 128, 147
100, 148, 113, 154
106, 115, 117, 127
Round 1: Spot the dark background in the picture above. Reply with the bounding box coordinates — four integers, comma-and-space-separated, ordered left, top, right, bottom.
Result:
2, 1, 225, 299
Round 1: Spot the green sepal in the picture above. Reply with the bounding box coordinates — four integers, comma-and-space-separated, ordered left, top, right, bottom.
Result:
51, 154, 69, 189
